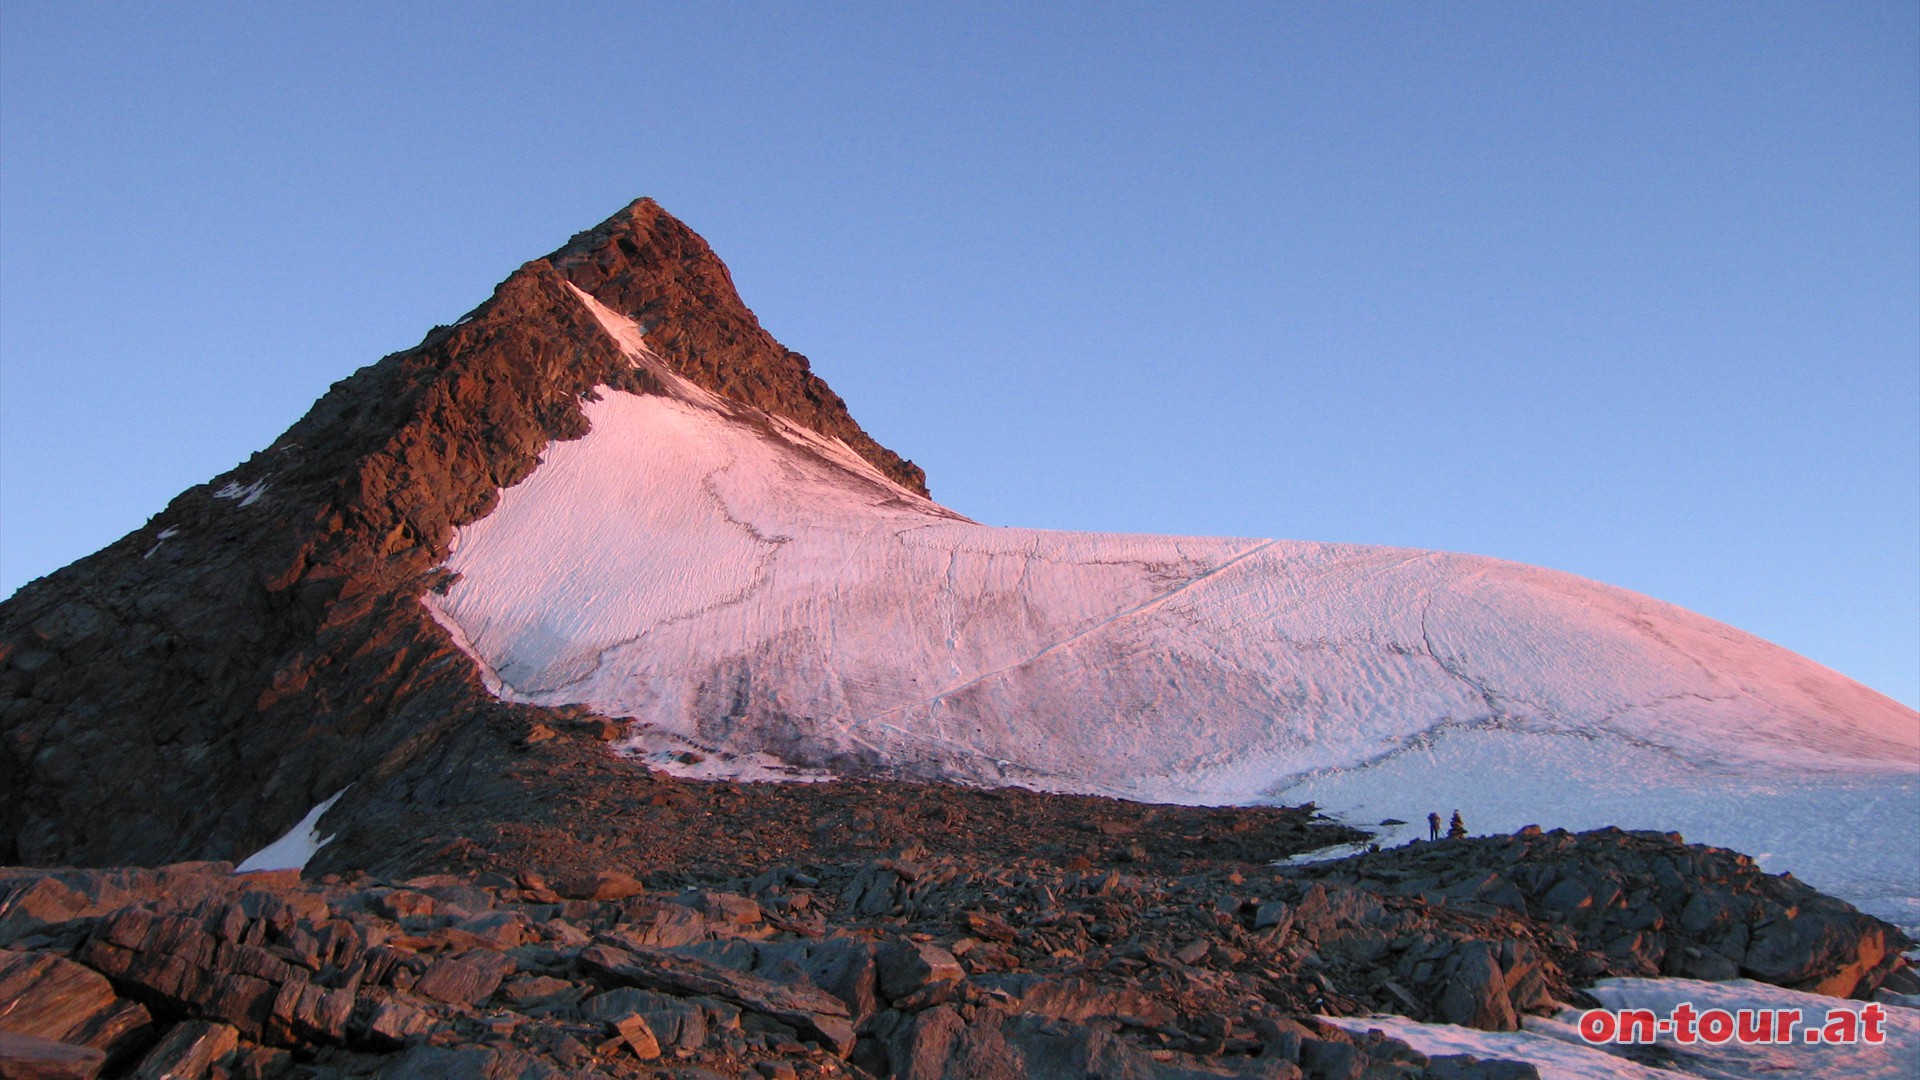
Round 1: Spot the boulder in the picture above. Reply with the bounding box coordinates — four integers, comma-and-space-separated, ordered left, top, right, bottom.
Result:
0, 1031, 105, 1080
751, 937, 879, 1026
611, 1014, 662, 1060
130, 1020, 238, 1080
1433, 943, 1517, 1031
1424, 1054, 1541, 1080
580, 942, 854, 1056
367, 998, 435, 1046
553, 870, 645, 901
412, 951, 516, 1006
875, 940, 963, 1003
0, 949, 151, 1061
580, 988, 709, 1052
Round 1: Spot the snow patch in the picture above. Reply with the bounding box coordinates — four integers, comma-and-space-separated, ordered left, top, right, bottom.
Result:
1325, 977, 1920, 1080
143, 525, 181, 560
214, 479, 269, 507
1276, 839, 1383, 867
619, 724, 841, 784
567, 283, 658, 370
235, 788, 348, 873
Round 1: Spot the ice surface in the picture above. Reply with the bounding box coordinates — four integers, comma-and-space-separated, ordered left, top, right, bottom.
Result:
1325, 977, 1920, 1080
234, 788, 347, 873
422, 287, 1920, 919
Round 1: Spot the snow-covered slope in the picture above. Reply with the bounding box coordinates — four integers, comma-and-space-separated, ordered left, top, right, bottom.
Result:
425, 286, 1919, 920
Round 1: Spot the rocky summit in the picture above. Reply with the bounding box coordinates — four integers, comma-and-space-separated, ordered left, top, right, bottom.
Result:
0, 200, 1914, 1079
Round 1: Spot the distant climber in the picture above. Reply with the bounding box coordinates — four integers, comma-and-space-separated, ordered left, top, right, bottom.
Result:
1447, 810, 1467, 839
1427, 812, 1442, 841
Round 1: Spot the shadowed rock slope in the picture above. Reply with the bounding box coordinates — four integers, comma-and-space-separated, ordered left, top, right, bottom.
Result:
0, 200, 921, 868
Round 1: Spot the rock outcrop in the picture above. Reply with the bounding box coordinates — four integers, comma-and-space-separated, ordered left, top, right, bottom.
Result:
1288, 825, 1908, 1000
0, 824, 1907, 1079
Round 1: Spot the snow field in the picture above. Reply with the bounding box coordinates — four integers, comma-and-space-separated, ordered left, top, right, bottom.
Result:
421, 288, 1919, 923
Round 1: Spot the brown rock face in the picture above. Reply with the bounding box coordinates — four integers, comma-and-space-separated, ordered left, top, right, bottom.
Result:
0, 948, 151, 1064
548, 199, 925, 497
0, 200, 924, 868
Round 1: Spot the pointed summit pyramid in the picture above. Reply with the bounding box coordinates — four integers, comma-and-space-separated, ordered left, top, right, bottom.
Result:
0, 200, 924, 868
547, 199, 925, 496
2, 202, 1914, 928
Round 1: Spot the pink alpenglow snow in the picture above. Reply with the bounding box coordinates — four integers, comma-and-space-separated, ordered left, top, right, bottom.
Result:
423, 286, 1920, 926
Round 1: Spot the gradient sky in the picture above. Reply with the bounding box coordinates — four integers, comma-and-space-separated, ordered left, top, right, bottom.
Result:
2, 3, 1916, 708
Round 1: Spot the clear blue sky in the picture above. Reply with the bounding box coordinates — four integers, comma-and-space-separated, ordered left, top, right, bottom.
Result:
3, 3, 1916, 707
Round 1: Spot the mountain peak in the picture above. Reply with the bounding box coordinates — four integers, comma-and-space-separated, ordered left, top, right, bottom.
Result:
543, 199, 927, 497
0, 200, 926, 866
549, 195, 670, 252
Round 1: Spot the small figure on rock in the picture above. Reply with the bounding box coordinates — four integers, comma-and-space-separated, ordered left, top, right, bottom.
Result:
1427, 812, 1441, 841
1447, 810, 1467, 839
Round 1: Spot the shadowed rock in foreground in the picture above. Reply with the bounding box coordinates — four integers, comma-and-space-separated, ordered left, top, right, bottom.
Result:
1, 822, 1909, 1079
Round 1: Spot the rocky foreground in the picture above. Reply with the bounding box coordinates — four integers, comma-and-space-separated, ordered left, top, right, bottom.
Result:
1, 778, 1911, 1080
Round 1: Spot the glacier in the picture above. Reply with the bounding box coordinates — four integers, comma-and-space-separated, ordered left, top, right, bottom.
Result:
423, 285, 1919, 927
